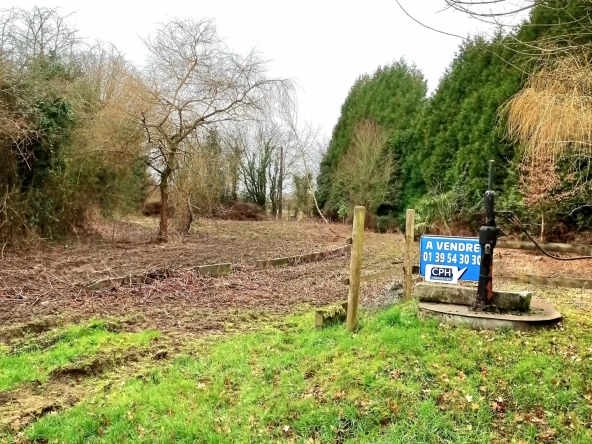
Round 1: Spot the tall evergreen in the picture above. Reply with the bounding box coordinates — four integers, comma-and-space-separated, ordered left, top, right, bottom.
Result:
317, 60, 427, 217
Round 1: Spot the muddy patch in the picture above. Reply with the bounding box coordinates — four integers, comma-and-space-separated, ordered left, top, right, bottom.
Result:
50, 347, 145, 382
0, 345, 163, 434
0, 383, 80, 433
0, 318, 59, 345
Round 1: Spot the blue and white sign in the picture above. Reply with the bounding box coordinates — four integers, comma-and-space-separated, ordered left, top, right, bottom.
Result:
419, 235, 481, 284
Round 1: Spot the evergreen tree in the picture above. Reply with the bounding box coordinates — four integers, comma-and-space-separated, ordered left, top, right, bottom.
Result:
317, 60, 427, 216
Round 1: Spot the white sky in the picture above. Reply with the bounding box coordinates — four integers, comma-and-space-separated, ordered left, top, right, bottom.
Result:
6, 0, 502, 138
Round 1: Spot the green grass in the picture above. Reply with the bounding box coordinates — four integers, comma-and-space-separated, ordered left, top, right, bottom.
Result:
14, 304, 592, 443
0, 320, 159, 391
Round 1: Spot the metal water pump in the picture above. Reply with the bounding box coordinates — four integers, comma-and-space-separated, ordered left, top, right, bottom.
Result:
472, 159, 592, 312
474, 160, 500, 311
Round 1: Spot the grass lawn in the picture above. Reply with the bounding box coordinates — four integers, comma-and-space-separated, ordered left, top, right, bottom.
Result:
9, 302, 590, 444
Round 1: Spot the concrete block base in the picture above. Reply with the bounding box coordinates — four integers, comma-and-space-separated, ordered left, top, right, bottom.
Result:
414, 282, 531, 311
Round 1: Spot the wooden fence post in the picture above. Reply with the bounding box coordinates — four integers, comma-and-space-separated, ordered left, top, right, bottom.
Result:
404, 209, 415, 301
346, 206, 365, 332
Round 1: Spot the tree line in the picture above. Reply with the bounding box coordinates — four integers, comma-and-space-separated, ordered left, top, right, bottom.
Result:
0, 7, 318, 246
318, 0, 592, 239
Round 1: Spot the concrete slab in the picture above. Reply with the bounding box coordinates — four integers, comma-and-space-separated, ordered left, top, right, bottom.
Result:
415, 282, 531, 311
418, 300, 562, 331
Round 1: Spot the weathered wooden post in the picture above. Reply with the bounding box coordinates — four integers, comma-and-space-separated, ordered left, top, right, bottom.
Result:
346, 206, 365, 332
404, 209, 415, 300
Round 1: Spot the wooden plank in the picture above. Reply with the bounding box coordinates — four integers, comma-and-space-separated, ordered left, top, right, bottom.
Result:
86, 275, 155, 290
347, 206, 365, 332
85, 263, 231, 290
497, 239, 592, 256
255, 244, 351, 269
342, 266, 403, 286
404, 209, 415, 300
188, 263, 232, 277
497, 274, 592, 290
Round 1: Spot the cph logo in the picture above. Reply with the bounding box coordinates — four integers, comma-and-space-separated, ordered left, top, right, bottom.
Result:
425, 265, 467, 285
430, 267, 454, 281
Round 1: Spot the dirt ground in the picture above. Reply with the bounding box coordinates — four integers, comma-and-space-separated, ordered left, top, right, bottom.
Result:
0, 217, 406, 338
1, 216, 592, 338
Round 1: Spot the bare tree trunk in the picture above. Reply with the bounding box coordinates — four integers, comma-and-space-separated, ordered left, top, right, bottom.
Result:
184, 196, 194, 234
158, 176, 169, 242
231, 174, 238, 201
278, 145, 283, 219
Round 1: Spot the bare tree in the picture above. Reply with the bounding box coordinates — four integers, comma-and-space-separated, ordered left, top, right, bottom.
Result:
0, 7, 80, 70
442, 1, 538, 20
136, 18, 290, 241
239, 125, 275, 208
332, 121, 394, 217
170, 128, 235, 232
505, 54, 592, 163
278, 95, 335, 231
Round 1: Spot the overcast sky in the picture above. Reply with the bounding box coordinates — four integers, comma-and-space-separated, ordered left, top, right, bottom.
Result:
6, 1, 504, 138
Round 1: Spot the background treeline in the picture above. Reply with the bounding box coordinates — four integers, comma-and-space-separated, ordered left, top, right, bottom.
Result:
317, 1, 592, 240
0, 8, 318, 246
0, 9, 148, 243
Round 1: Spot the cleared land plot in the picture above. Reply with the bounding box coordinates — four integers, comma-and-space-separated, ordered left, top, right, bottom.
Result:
0, 218, 405, 335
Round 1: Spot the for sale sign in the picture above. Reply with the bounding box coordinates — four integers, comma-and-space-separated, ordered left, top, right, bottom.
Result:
419, 235, 481, 284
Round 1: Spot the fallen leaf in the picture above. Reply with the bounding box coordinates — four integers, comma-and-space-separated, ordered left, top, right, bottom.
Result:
389, 369, 401, 380
537, 428, 557, 441
387, 399, 399, 416
491, 397, 506, 414
333, 391, 346, 400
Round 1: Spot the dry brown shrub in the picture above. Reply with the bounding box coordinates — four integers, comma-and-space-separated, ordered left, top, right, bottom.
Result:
213, 201, 267, 221
142, 201, 175, 218
505, 53, 592, 163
